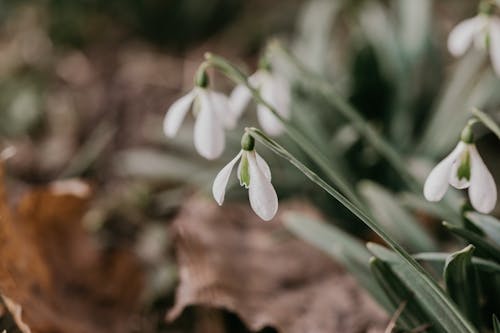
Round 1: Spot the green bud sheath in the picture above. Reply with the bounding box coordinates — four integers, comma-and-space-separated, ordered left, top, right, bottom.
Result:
194, 68, 209, 88
241, 133, 255, 151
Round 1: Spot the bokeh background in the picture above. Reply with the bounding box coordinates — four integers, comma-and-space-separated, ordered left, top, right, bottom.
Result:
0, 0, 499, 332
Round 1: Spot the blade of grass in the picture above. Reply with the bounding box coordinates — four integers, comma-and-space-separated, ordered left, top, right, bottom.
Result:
443, 245, 481, 328
465, 212, 500, 246
359, 181, 437, 252
493, 315, 500, 333
443, 222, 500, 262
270, 42, 420, 194
247, 126, 477, 333
414, 252, 500, 274
205, 53, 363, 208
370, 257, 435, 331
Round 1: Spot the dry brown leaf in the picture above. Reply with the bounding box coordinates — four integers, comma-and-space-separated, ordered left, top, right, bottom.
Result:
167, 197, 388, 333
0, 166, 144, 333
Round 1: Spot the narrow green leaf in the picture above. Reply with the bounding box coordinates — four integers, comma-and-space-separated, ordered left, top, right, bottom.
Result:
443, 222, 500, 262
283, 212, 390, 309
444, 245, 481, 328
418, 50, 486, 156
493, 314, 500, 333
414, 252, 500, 274
268, 42, 421, 194
370, 257, 434, 331
399, 192, 459, 224
465, 212, 500, 246
246, 127, 477, 333
359, 181, 437, 252
366, 242, 477, 333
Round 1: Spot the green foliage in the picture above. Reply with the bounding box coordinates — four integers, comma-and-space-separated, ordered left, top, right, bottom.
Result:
443, 246, 481, 328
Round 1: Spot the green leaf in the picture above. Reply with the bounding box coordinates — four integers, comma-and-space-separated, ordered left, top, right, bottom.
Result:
414, 252, 500, 274
399, 192, 459, 223
206, 53, 363, 208
247, 127, 478, 333
418, 50, 487, 156
366, 242, 477, 333
359, 181, 437, 252
443, 222, 500, 262
283, 212, 390, 309
443, 245, 481, 328
370, 257, 433, 331
465, 212, 500, 246
494, 314, 500, 333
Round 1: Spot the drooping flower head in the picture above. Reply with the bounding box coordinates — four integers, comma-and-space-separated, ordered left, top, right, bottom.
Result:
423, 123, 497, 213
212, 132, 278, 221
229, 55, 291, 136
163, 67, 237, 160
448, 0, 500, 75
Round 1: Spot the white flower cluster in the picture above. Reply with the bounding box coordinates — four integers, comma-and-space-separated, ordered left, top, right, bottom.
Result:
163, 1, 500, 221
163, 63, 289, 220
424, 125, 497, 213
448, 1, 500, 75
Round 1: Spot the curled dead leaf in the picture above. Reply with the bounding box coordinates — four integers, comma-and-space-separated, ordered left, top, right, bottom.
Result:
167, 197, 387, 333
0, 167, 144, 333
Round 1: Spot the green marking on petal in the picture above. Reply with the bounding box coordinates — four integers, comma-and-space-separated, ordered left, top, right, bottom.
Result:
457, 150, 471, 181
240, 153, 251, 188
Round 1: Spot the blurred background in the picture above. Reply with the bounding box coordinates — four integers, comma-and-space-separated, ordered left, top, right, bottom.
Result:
0, 0, 499, 332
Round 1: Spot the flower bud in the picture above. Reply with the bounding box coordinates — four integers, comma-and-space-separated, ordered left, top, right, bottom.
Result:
241, 132, 255, 151
194, 68, 209, 88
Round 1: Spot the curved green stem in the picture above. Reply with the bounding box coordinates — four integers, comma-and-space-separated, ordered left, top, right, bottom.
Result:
205, 52, 364, 208
472, 107, 500, 140
246, 126, 477, 333
270, 43, 420, 191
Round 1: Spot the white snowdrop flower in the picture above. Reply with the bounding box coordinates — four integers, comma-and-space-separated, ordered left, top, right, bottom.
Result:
447, 3, 500, 75
423, 125, 497, 214
229, 61, 290, 136
163, 70, 237, 160
212, 133, 278, 221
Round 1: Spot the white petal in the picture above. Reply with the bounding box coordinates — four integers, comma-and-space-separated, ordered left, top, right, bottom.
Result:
257, 104, 284, 136
271, 75, 291, 119
229, 84, 252, 120
163, 90, 196, 137
449, 148, 471, 189
255, 152, 271, 181
448, 16, 482, 56
247, 151, 278, 221
256, 74, 290, 136
423, 143, 465, 201
468, 145, 497, 213
212, 151, 242, 205
208, 90, 237, 129
489, 18, 500, 76
193, 90, 225, 160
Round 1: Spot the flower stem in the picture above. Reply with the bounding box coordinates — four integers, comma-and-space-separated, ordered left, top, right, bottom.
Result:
269, 42, 421, 193
205, 53, 364, 208
246, 126, 477, 333
472, 107, 500, 140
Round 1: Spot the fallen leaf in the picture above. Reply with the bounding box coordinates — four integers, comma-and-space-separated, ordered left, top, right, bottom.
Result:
0, 166, 144, 333
167, 197, 388, 333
